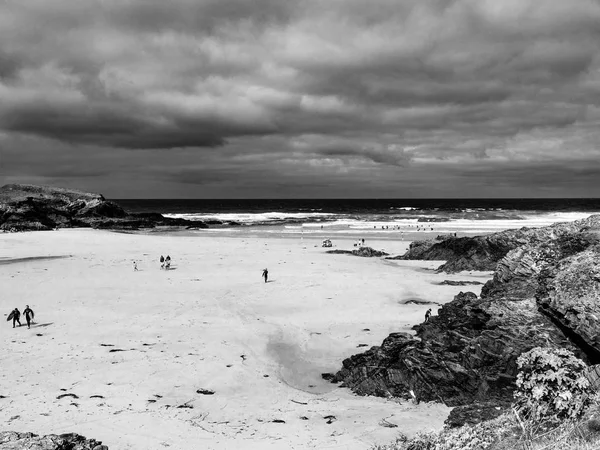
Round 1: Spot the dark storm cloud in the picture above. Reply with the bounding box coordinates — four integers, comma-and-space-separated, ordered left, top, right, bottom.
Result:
452, 159, 600, 196
2, 0, 600, 196
108, 0, 296, 33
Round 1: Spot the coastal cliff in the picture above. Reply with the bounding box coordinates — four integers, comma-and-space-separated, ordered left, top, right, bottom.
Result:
0, 184, 208, 231
334, 214, 600, 426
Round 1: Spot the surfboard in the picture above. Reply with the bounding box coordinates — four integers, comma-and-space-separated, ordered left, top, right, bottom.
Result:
6, 311, 15, 322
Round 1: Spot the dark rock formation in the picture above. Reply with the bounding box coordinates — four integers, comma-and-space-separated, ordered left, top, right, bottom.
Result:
537, 246, 600, 363
326, 247, 389, 257
334, 214, 600, 427
0, 184, 208, 232
389, 216, 600, 273
0, 431, 107, 449
439, 280, 484, 286
333, 292, 577, 407
444, 402, 508, 428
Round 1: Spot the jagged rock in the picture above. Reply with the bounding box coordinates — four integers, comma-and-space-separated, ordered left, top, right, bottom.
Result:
537, 246, 600, 362
334, 215, 600, 427
327, 247, 389, 257
0, 184, 208, 231
334, 292, 577, 407
389, 215, 600, 273
0, 431, 107, 449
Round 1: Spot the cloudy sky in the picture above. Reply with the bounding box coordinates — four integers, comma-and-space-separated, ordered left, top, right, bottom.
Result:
1, 0, 600, 198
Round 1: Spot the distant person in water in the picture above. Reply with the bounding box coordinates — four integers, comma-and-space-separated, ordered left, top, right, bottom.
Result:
160, 255, 165, 269
9, 308, 21, 328
23, 305, 34, 329
262, 268, 268, 283
425, 308, 432, 322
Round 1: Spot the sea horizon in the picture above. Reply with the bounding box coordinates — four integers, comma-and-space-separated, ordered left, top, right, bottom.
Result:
111, 197, 600, 238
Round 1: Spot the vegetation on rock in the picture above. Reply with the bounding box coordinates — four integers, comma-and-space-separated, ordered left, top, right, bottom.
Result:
515, 348, 596, 421
373, 349, 600, 450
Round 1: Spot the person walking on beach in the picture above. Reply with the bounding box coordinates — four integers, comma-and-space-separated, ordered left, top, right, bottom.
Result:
425, 308, 432, 322
10, 308, 21, 328
165, 255, 171, 270
23, 305, 34, 329
160, 255, 165, 269
262, 268, 268, 283
133, 261, 138, 271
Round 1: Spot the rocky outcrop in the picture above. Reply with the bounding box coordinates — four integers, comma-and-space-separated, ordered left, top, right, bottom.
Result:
390, 216, 600, 273
0, 431, 107, 449
537, 245, 600, 363
333, 292, 577, 407
334, 214, 600, 427
326, 247, 389, 257
0, 184, 208, 231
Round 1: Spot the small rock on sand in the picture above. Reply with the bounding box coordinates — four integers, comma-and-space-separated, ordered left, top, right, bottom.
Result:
196, 389, 215, 395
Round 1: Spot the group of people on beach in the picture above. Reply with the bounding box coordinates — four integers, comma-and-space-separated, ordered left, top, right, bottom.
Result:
160, 255, 171, 270
131, 255, 173, 271
353, 238, 366, 247
7, 305, 35, 329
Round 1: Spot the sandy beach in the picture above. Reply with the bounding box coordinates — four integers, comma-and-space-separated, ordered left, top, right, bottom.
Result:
0, 229, 492, 449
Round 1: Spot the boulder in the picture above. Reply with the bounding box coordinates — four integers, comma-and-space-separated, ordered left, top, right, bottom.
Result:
444, 402, 509, 428
0, 431, 106, 449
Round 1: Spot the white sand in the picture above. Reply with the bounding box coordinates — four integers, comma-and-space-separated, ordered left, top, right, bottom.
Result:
0, 229, 491, 449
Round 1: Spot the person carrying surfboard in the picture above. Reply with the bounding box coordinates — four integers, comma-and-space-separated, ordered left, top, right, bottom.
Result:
6, 308, 21, 328
23, 305, 34, 329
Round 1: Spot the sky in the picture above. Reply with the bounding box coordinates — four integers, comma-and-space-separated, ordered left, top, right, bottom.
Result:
1, 0, 600, 198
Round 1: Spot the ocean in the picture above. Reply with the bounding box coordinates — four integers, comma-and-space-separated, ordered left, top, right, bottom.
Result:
112, 198, 600, 237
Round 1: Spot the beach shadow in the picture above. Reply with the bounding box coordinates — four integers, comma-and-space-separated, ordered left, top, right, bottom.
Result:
266, 280, 275, 283
165, 267, 178, 271
31, 322, 54, 328
0, 255, 71, 266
